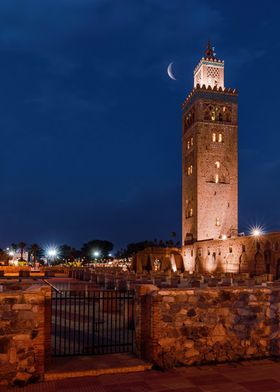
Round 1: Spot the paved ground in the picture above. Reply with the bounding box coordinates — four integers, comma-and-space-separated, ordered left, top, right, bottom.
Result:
2, 359, 280, 391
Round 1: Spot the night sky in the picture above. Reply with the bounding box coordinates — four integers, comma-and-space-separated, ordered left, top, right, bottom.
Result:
0, 0, 279, 251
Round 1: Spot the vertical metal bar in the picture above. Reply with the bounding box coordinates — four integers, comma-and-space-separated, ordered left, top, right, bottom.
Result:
110, 290, 113, 353
76, 291, 81, 354
84, 290, 87, 354
59, 292, 62, 355
122, 291, 125, 352
87, 290, 90, 354
73, 290, 76, 354
91, 290, 94, 354
119, 291, 121, 352
132, 290, 135, 352
97, 290, 100, 354
114, 290, 117, 353
66, 291, 72, 354
101, 291, 105, 354
54, 291, 57, 355
106, 291, 108, 353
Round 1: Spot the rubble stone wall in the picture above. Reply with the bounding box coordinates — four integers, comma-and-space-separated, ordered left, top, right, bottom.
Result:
0, 285, 51, 386
136, 285, 280, 368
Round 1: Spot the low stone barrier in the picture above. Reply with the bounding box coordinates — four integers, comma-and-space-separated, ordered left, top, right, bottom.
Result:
136, 285, 280, 368
0, 284, 51, 386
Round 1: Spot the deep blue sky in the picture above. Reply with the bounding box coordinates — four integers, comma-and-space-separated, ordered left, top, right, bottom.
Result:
0, 0, 279, 251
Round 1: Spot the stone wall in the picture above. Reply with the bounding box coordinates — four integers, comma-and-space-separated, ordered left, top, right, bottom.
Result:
134, 232, 280, 279
136, 285, 280, 368
0, 284, 51, 386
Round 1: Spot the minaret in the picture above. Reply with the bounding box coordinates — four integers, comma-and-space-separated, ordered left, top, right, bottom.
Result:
182, 42, 238, 244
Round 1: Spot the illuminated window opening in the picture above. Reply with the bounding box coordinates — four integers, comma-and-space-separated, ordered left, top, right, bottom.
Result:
190, 137, 194, 146
190, 208, 193, 217
218, 133, 223, 142
212, 133, 216, 142
215, 174, 219, 183
215, 161, 220, 169
187, 141, 190, 150
211, 111, 216, 121
216, 217, 220, 227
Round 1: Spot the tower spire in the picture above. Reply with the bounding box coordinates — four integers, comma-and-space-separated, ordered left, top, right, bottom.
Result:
205, 40, 215, 59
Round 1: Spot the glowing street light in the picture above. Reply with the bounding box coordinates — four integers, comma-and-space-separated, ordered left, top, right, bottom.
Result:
251, 226, 263, 237
47, 248, 57, 258
45, 247, 58, 265
93, 251, 100, 258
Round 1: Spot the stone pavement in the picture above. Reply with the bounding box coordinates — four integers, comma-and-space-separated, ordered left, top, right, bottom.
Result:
2, 359, 280, 391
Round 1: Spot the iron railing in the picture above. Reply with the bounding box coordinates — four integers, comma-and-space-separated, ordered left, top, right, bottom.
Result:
51, 289, 135, 356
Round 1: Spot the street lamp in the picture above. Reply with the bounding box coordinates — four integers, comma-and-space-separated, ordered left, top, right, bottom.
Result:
46, 248, 58, 265
251, 226, 263, 237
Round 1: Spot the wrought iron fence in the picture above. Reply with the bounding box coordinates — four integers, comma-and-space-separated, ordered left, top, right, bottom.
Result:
51, 289, 135, 356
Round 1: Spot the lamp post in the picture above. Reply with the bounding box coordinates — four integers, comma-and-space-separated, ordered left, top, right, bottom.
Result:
47, 248, 57, 265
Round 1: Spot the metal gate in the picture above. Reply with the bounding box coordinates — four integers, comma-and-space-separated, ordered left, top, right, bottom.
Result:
51, 289, 135, 356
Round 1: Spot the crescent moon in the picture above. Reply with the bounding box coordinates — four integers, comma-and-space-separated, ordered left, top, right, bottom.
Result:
167, 62, 176, 80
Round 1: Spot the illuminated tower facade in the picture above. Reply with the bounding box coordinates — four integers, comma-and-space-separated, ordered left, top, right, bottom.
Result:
182, 42, 238, 244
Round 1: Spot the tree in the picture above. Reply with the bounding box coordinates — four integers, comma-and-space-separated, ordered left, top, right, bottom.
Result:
60, 244, 78, 262
30, 244, 40, 263
80, 240, 114, 261
116, 240, 157, 259
18, 242, 26, 261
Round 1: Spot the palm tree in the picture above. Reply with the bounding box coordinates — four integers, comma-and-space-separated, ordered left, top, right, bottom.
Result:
18, 242, 26, 261
30, 244, 39, 264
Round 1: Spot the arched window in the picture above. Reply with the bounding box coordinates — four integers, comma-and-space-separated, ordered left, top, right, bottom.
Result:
212, 133, 216, 142
215, 161, 220, 169
190, 137, 194, 146
218, 133, 223, 142
216, 217, 220, 226
215, 174, 219, 183
187, 141, 190, 150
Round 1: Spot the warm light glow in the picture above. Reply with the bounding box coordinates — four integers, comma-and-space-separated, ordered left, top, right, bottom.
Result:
251, 227, 263, 237
218, 133, 223, 142
215, 161, 220, 169
93, 251, 100, 257
8, 251, 14, 257
222, 234, 227, 240
215, 174, 219, 183
212, 133, 216, 142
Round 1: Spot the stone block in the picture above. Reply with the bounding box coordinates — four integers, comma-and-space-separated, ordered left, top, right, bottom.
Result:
12, 304, 32, 311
